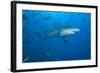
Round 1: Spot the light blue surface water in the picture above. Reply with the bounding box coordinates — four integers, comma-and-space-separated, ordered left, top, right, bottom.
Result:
22, 10, 91, 63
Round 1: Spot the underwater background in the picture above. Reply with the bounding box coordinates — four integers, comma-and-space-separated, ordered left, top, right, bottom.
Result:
22, 10, 91, 63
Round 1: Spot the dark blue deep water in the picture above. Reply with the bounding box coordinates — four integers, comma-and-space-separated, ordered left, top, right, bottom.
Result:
22, 10, 91, 63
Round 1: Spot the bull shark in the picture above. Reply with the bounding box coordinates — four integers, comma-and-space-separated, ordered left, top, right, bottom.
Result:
47, 28, 80, 43
33, 23, 80, 43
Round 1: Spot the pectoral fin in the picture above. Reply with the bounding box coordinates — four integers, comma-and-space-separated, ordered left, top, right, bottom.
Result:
62, 38, 68, 43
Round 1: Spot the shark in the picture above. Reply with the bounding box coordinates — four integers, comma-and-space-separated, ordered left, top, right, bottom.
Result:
47, 27, 80, 43
33, 23, 80, 43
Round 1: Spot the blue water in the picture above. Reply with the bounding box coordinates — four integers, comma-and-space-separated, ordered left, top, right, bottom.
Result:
22, 10, 91, 63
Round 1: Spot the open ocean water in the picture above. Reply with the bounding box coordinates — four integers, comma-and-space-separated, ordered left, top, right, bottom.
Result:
22, 10, 91, 63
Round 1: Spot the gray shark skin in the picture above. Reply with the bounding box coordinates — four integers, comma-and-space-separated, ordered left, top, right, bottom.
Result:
33, 24, 80, 43
47, 27, 80, 43
48, 28, 80, 37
